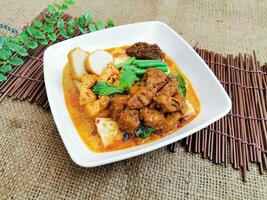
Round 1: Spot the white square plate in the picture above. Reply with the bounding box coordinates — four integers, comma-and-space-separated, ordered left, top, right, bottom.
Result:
44, 21, 231, 167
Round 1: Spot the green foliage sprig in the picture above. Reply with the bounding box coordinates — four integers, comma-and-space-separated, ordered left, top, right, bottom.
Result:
0, 0, 114, 82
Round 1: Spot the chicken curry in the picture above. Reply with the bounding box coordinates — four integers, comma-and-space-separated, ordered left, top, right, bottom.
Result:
63, 42, 200, 152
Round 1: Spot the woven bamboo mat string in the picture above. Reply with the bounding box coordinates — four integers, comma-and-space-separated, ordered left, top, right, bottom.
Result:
0, 12, 266, 182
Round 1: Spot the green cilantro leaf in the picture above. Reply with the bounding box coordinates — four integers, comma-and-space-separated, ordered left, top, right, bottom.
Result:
119, 67, 140, 89
177, 73, 187, 97
92, 82, 124, 96
135, 126, 155, 138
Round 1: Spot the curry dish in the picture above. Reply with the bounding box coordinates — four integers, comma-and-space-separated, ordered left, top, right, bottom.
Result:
63, 42, 200, 152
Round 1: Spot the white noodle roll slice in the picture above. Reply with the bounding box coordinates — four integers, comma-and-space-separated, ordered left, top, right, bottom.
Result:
85, 50, 113, 75
68, 47, 89, 78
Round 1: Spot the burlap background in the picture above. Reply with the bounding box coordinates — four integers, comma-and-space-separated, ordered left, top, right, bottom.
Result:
1, 0, 267, 199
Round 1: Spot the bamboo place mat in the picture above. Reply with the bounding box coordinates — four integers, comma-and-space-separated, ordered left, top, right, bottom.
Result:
0, 12, 266, 182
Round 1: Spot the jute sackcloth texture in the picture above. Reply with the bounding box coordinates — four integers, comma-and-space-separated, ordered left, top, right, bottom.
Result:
0, 0, 267, 199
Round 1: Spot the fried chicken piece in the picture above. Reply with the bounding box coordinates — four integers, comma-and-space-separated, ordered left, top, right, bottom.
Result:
140, 108, 165, 129
127, 87, 156, 109
109, 95, 130, 121
143, 68, 167, 91
154, 92, 187, 113
163, 111, 183, 132
118, 108, 140, 134
128, 82, 143, 96
156, 76, 178, 97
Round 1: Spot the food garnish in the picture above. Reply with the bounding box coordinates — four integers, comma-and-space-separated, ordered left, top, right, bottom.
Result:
119, 58, 168, 74
119, 67, 140, 89
133, 59, 167, 68
92, 81, 124, 96
177, 73, 187, 97
123, 65, 146, 75
135, 126, 156, 139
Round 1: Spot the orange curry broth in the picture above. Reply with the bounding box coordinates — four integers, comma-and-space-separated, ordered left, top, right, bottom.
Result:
62, 46, 200, 152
